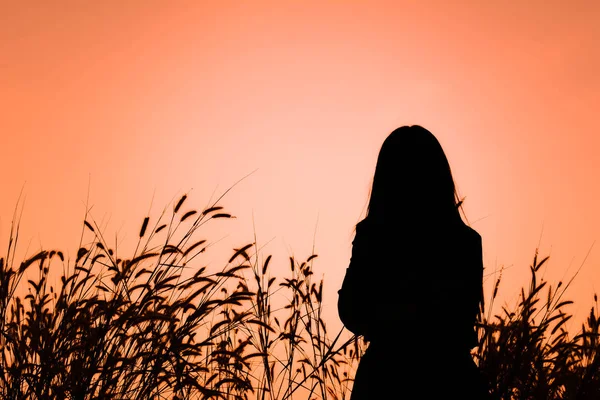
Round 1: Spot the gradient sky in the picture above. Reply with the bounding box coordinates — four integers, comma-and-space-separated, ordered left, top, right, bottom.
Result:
2, 0, 599, 335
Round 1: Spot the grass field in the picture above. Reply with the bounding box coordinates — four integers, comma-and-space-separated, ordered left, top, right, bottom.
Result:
0, 192, 598, 399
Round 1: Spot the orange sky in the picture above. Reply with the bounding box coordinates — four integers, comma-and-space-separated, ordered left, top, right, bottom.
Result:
1, 0, 599, 335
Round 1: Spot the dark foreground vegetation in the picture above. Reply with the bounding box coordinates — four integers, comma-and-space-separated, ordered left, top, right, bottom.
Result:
0, 192, 598, 399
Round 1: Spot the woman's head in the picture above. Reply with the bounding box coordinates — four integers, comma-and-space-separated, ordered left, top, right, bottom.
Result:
365, 125, 463, 225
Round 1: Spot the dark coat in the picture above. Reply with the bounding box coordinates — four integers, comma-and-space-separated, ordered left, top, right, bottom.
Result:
337, 217, 491, 399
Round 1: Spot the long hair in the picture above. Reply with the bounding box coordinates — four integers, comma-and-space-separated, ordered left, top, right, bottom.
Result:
364, 125, 464, 226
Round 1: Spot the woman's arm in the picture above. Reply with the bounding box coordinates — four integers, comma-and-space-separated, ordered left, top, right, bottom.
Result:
338, 222, 418, 340
337, 224, 373, 337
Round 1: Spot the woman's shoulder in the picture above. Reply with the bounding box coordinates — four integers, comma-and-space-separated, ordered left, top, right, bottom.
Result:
355, 218, 373, 230
354, 217, 378, 235
353, 217, 482, 246
461, 223, 481, 240
462, 224, 482, 248
352, 218, 392, 247
444, 222, 481, 249
354, 217, 393, 237
352, 218, 372, 244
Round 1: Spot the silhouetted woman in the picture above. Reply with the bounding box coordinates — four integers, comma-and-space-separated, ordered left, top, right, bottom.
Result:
338, 125, 491, 399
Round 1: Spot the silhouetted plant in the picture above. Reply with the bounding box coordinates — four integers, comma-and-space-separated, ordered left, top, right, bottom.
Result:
475, 249, 600, 399
0, 189, 597, 399
0, 190, 362, 400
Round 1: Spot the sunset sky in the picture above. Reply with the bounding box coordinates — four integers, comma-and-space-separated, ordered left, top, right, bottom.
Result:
1, 0, 599, 335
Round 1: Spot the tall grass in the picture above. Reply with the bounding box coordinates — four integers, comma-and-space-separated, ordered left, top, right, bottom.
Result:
476, 249, 600, 399
0, 190, 598, 399
0, 191, 363, 400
